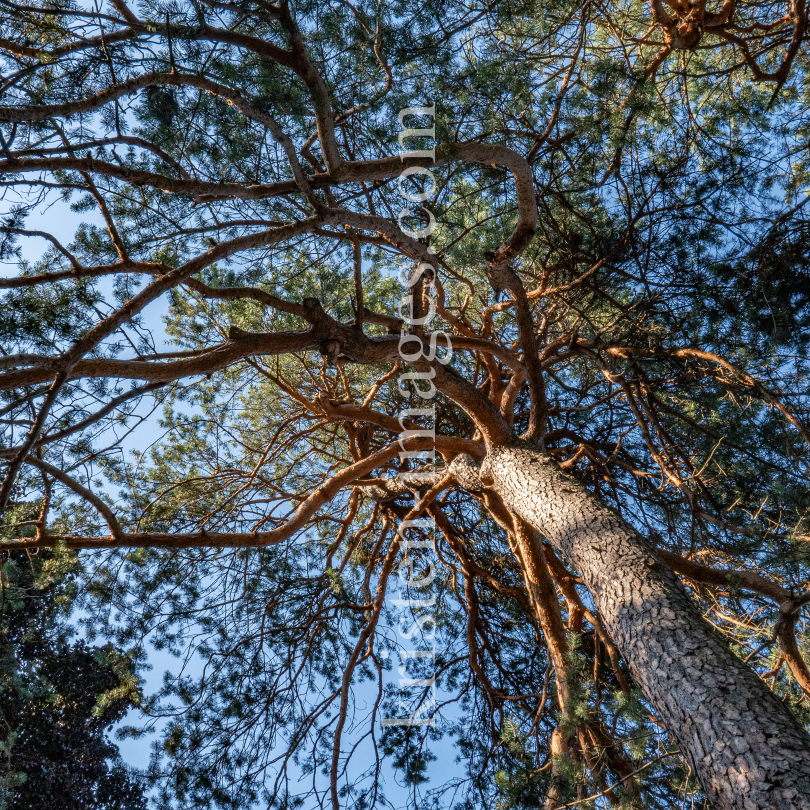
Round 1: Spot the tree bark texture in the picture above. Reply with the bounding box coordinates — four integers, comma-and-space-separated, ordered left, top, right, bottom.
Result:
480, 441, 810, 810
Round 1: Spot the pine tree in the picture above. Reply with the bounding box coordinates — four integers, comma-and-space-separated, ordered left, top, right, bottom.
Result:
1, 2, 810, 808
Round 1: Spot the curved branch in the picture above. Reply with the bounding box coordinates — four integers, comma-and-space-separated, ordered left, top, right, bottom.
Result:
1, 440, 424, 549
22, 455, 123, 539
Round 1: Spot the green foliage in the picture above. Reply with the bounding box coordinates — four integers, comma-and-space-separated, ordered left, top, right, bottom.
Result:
0, 546, 145, 810
1, 1, 808, 808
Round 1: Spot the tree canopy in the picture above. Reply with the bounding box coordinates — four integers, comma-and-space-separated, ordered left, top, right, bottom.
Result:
1, 1, 810, 808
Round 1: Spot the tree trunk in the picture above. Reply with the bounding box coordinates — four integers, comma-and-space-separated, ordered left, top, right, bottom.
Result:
479, 441, 810, 810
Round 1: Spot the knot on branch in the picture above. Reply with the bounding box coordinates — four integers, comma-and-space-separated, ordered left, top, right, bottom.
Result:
484, 253, 512, 298
484, 244, 530, 302
303, 296, 323, 313
449, 454, 484, 491
652, 0, 737, 52
674, 7, 704, 49
227, 325, 250, 340
302, 297, 332, 329
319, 339, 341, 364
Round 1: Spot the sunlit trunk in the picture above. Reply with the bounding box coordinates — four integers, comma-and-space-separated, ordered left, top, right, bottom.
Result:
481, 441, 810, 810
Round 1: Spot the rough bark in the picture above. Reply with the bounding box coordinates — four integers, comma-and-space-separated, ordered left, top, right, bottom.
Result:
476, 441, 810, 810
